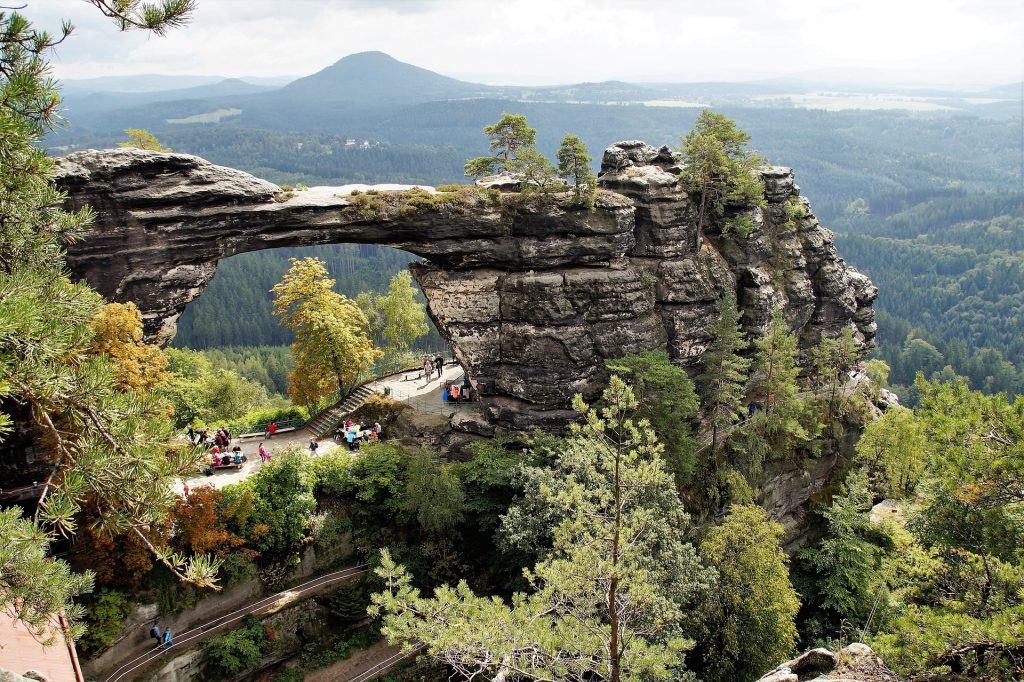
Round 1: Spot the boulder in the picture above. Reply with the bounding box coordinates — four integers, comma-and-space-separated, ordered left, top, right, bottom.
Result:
757, 643, 901, 682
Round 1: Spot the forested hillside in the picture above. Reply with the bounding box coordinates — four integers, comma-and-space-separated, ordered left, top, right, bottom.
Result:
172, 243, 443, 350
835, 192, 1024, 396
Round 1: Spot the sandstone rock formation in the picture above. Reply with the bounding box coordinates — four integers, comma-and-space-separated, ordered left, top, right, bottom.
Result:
56, 143, 876, 433
758, 643, 901, 682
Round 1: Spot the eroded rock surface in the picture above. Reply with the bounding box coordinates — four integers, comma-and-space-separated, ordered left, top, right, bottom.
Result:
758, 643, 901, 682
56, 143, 876, 433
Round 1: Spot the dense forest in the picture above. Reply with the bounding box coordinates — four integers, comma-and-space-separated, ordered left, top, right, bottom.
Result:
835, 191, 1024, 396
173, 243, 444, 351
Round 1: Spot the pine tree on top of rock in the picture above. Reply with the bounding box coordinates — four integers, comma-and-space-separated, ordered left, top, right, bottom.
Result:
118, 127, 170, 152
680, 109, 765, 243
464, 112, 557, 190
557, 133, 596, 207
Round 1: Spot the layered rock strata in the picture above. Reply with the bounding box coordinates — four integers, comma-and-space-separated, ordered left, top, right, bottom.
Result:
56, 144, 876, 432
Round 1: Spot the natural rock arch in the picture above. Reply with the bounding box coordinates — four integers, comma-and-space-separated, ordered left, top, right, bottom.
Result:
57, 142, 876, 429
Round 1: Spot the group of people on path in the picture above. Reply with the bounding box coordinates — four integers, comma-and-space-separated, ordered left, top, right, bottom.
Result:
186, 425, 231, 448
423, 354, 444, 383
337, 419, 383, 451
149, 625, 173, 649
183, 404, 390, 486
443, 374, 475, 403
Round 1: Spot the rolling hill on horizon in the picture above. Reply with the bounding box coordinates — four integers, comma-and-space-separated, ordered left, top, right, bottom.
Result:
54, 50, 1022, 137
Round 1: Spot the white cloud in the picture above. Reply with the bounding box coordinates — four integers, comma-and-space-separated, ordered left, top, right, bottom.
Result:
25, 0, 1024, 85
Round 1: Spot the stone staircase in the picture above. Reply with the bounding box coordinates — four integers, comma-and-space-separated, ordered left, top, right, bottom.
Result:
307, 384, 378, 439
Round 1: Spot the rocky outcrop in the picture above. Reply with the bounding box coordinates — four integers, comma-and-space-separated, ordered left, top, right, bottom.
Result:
56, 144, 876, 432
758, 643, 901, 682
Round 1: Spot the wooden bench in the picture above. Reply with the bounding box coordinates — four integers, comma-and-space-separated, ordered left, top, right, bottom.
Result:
403, 370, 424, 381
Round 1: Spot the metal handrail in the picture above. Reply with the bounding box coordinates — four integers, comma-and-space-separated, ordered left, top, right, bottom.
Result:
344, 643, 425, 682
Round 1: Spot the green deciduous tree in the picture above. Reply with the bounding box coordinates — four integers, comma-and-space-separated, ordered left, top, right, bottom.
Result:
856, 406, 926, 498
78, 589, 134, 655
272, 257, 382, 406
204, 615, 267, 677
230, 449, 316, 557
358, 270, 429, 371
695, 504, 800, 682
863, 358, 890, 399
158, 348, 270, 427
370, 378, 714, 682
402, 450, 465, 536
557, 133, 596, 206
900, 338, 943, 379
680, 109, 765, 242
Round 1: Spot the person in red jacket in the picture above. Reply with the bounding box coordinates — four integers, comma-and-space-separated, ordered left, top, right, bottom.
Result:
266, 421, 277, 439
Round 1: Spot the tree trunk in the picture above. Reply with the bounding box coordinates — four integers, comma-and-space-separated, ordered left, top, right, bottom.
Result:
329, 348, 345, 398
608, 427, 623, 682
696, 179, 709, 251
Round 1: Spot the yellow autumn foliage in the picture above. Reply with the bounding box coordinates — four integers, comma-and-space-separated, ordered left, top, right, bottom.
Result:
90, 302, 169, 391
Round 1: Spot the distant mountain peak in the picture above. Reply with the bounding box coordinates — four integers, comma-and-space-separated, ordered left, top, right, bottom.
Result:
333, 50, 400, 65
278, 50, 488, 104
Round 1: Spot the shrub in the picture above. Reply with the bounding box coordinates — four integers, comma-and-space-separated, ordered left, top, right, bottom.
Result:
273, 669, 305, 682
784, 195, 808, 221
79, 589, 134, 655
345, 395, 410, 433
218, 405, 310, 435
232, 449, 317, 557
298, 624, 379, 669
205, 615, 268, 677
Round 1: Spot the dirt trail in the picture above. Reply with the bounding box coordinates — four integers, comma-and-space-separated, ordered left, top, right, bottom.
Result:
303, 639, 404, 682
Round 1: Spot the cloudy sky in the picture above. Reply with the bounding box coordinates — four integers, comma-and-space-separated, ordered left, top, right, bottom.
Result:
27, 0, 1024, 86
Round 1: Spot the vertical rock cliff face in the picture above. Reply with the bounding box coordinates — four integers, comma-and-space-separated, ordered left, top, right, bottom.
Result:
597, 140, 876, 364
416, 141, 877, 429
55, 145, 876, 433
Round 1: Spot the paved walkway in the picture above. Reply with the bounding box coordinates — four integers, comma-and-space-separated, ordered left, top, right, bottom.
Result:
368, 361, 465, 403
102, 565, 369, 682
303, 639, 404, 682
173, 364, 467, 494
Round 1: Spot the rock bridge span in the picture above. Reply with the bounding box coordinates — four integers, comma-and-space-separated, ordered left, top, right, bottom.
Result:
57, 143, 876, 429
